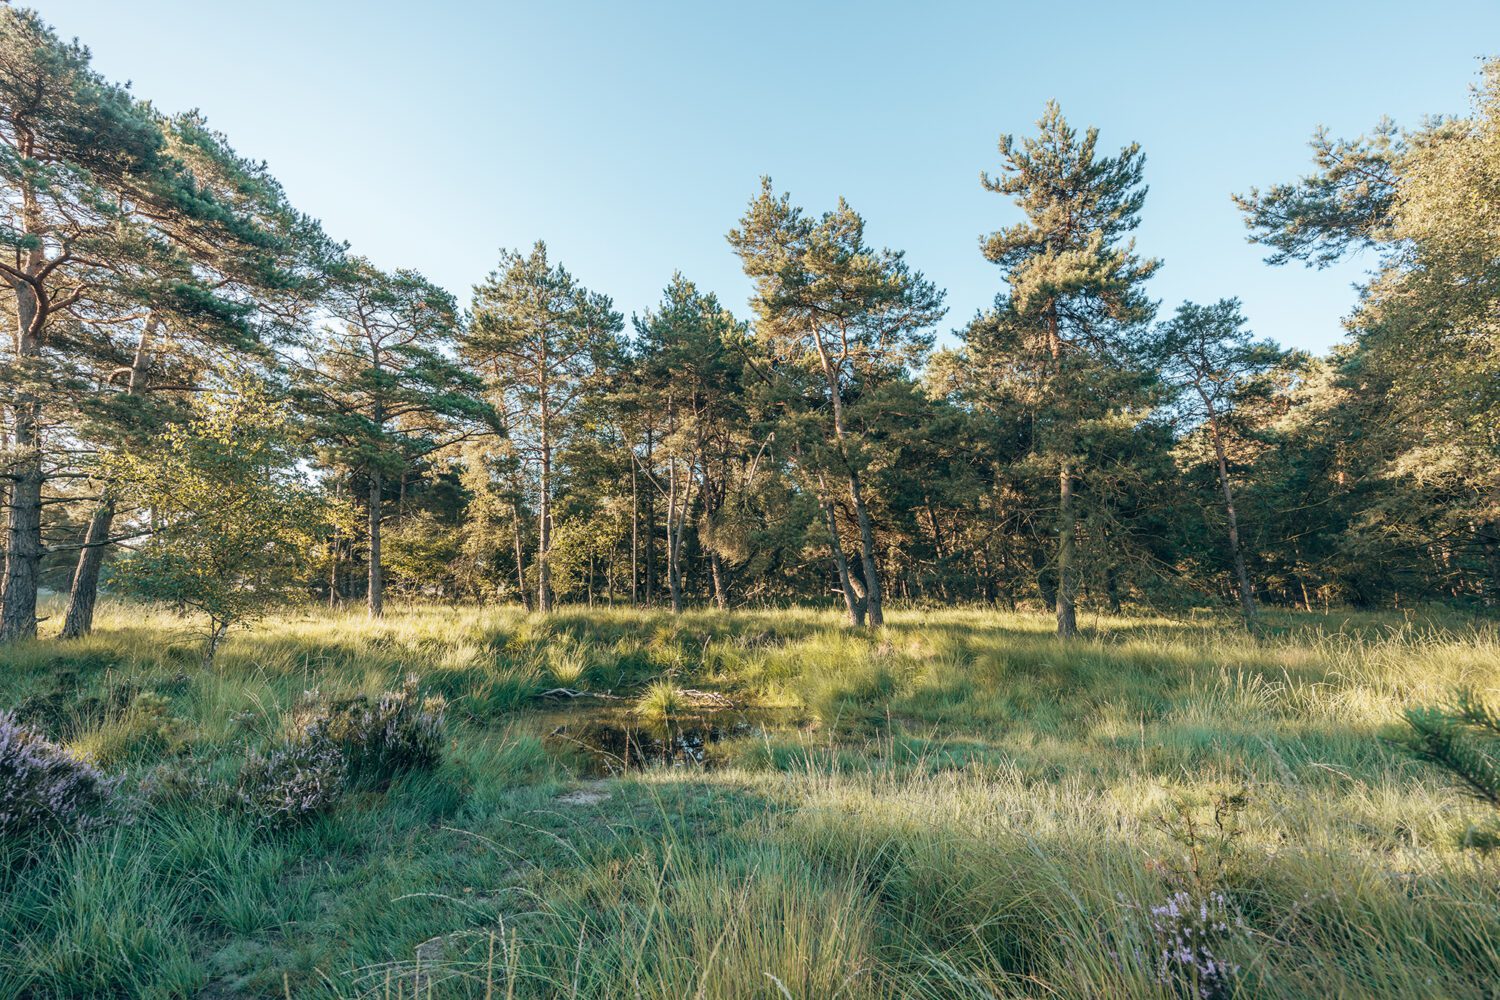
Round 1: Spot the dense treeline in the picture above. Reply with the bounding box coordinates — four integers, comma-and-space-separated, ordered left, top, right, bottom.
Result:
0, 8, 1495, 653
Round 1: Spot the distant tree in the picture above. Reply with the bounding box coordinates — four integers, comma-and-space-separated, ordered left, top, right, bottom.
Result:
966, 102, 1160, 636
729, 180, 945, 627
1149, 299, 1291, 625
105, 386, 332, 665
632, 274, 750, 612
297, 259, 491, 616
1238, 60, 1500, 606
464, 243, 623, 612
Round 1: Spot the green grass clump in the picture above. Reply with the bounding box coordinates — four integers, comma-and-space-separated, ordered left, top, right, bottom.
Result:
634, 679, 686, 720
0, 599, 1497, 997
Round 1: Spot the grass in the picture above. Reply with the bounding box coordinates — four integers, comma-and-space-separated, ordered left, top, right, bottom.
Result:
1, 599, 1498, 998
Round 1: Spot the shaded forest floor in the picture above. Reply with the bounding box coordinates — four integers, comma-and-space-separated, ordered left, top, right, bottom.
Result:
2, 602, 1499, 998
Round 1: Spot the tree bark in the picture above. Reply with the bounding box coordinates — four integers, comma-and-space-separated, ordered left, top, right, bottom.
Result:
511, 499, 528, 609
708, 550, 728, 611
1, 278, 44, 642
537, 411, 553, 612
1204, 407, 1257, 627
1056, 460, 1078, 638
368, 469, 383, 617
60, 500, 115, 638
821, 490, 863, 627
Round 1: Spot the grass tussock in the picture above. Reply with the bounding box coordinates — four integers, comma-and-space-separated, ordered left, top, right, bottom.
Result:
0, 598, 1497, 997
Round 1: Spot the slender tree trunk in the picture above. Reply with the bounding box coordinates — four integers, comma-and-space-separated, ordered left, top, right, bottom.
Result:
709, 551, 728, 611
368, 469, 383, 617
1056, 460, 1078, 638
511, 499, 528, 609
644, 428, 655, 604
630, 454, 639, 605
537, 419, 553, 612
1205, 410, 1257, 627
60, 500, 115, 638
666, 442, 683, 614
328, 524, 340, 608
814, 336, 883, 628
62, 318, 160, 638
822, 491, 863, 627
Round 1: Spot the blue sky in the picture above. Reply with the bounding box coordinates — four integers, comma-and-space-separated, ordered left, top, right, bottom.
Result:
33, 1, 1498, 353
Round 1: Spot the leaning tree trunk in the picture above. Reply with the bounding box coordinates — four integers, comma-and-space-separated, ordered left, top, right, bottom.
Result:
1055, 460, 1079, 638
60, 500, 116, 638
815, 338, 883, 628
368, 469, 384, 617
846, 466, 883, 627
822, 493, 864, 627
62, 318, 159, 638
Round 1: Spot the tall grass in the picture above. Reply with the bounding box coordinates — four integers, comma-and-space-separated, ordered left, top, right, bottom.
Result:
0, 599, 1496, 997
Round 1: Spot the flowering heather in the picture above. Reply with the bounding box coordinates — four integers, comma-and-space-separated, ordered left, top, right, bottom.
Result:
0, 710, 119, 840
233, 735, 347, 827
1135, 890, 1247, 1000
308, 674, 447, 789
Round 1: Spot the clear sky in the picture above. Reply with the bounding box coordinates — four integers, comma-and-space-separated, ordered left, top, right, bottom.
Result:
30, 1, 1499, 353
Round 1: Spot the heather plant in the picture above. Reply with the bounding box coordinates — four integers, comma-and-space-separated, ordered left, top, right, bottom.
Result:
303, 674, 447, 789
1125, 889, 1248, 1000
233, 734, 347, 828
0, 710, 120, 841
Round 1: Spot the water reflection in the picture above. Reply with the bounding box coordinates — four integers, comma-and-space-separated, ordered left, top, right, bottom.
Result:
542, 709, 776, 774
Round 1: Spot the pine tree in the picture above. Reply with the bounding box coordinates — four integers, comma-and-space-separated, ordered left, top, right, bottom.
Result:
966, 103, 1160, 637
297, 258, 492, 617
1149, 299, 1291, 626
729, 180, 944, 628
632, 274, 750, 612
464, 243, 623, 613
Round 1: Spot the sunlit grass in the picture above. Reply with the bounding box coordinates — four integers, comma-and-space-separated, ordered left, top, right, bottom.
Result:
0, 598, 1496, 997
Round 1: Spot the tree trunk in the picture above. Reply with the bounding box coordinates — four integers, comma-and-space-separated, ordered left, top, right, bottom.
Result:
708, 550, 728, 611
630, 455, 639, 605
537, 426, 553, 613
666, 444, 683, 614
60, 500, 115, 638
822, 494, 863, 627
511, 499, 528, 609
61, 318, 160, 637
368, 469, 383, 617
811, 336, 883, 629
1056, 460, 1078, 638
1206, 412, 1257, 627
1, 281, 44, 642
0, 398, 42, 642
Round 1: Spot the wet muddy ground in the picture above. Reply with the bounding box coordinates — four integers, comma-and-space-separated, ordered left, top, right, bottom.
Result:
535, 705, 795, 775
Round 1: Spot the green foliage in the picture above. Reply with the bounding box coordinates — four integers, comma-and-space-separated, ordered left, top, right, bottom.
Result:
103, 385, 337, 662
1402, 689, 1500, 810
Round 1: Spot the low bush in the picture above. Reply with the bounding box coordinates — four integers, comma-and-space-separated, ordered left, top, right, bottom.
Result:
308, 674, 447, 788
0, 710, 119, 841
233, 735, 346, 827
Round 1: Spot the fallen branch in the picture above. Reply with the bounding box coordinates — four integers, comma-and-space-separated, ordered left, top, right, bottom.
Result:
536, 687, 625, 702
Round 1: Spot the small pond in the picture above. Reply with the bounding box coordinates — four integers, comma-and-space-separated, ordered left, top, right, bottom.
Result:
536, 705, 794, 775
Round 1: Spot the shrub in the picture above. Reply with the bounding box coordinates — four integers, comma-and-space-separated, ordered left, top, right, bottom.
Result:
305, 675, 446, 789
0, 710, 119, 840
233, 736, 347, 827
1124, 890, 1246, 1000
70, 691, 190, 768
